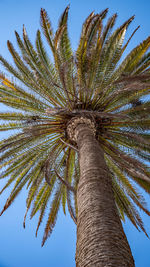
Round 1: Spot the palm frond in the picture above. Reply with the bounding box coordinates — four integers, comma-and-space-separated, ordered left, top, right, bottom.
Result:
42, 183, 62, 246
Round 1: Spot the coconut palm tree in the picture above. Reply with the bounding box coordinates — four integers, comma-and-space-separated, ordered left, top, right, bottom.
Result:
0, 6, 150, 266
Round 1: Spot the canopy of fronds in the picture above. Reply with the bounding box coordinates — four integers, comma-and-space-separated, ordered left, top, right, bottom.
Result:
0, 6, 150, 246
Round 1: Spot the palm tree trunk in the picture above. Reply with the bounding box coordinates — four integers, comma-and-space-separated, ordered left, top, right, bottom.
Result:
75, 124, 135, 267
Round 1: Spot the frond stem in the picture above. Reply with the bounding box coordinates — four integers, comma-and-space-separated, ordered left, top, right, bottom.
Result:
54, 168, 76, 193
60, 138, 79, 152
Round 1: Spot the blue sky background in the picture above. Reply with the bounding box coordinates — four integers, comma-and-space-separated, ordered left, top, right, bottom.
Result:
0, 0, 150, 266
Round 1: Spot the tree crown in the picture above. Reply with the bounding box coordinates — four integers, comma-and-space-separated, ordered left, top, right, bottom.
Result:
0, 6, 150, 245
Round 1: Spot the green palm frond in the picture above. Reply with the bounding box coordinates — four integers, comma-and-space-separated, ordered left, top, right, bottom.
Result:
42, 183, 63, 246
0, 7, 150, 246
40, 8, 54, 53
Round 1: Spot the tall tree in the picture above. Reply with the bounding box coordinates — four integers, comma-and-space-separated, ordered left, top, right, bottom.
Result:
0, 6, 150, 266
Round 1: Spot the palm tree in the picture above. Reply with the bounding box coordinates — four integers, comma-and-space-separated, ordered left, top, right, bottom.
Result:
0, 6, 150, 266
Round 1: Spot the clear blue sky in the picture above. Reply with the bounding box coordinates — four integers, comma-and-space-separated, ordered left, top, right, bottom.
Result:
0, 0, 150, 266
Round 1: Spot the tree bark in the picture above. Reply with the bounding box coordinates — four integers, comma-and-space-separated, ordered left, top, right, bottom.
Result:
75, 124, 135, 267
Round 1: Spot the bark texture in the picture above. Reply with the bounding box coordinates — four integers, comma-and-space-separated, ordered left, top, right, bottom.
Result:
74, 123, 135, 267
